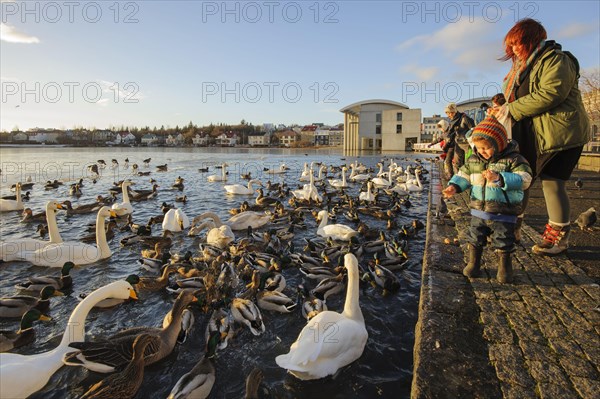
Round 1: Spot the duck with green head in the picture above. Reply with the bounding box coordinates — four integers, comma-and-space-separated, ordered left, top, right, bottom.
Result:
0, 309, 51, 352
1, 286, 63, 318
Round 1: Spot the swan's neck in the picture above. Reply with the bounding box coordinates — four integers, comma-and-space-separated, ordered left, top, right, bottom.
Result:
342, 263, 363, 322
341, 170, 346, 185
377, 164, 383, 176
46, 206, 62, 243
96, 212, 111, 258
196, 212, 223, 227
388, 167, 394, 184
60, 287, 110, 346
15, 185, 23, 207
318, 167, 324, 179
318, 212, 328, 230
122, 185, 131, 203
222, 166, 226, 180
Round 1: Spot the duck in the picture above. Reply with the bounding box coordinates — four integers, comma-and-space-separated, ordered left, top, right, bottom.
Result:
20, 207, 46, 223
231, 297, 265, 336
69, 184, 82, 197
0, 182, 24, 212
1, 190, 30, 201
156, 164, 168, 172
129, 184, 159, 201
207, 163, 228, 182
276, 253, 368, 380
224, 179, 263, 195
162, 208, 190, 232
297, 283, 327, 321
111, 180, 134, 216
167, 331, 218, 399
22, 206, 116, 267
15, 261, 75, 293
204, 308, 233, 350
61, 199, 101, 215
137, 264, 178, 291
255, 188, 279, 207
0, 200, 64, 262
1, 309, 52, 352
316, 210, 358, 242
0, 286, 63, 319
63, 290, 196, 373
246, 270, 296, 313
365, 261, 401, 296
0, 280, 137, 399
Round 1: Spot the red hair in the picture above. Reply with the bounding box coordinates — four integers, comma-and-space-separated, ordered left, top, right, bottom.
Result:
501, 18, 547, 61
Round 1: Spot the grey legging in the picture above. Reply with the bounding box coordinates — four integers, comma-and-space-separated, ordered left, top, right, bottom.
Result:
522, 176, 570, 224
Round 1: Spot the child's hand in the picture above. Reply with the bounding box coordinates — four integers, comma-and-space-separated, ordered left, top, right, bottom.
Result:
482, 170, 499, 181
442, 185, 456, 199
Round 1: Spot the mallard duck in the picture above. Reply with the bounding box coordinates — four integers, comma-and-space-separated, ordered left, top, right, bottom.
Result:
244, 368, 264, 399
21, 207, 116, 267
0, 286, 63, 318
231, 297, 265, 336
1, 309, 52, 352
276, 254, 368, 380
167, 331, 218, 399
0, 280, 137, 398
311, 273, 345, 301
297, 283, 327, 321
79, 333, 155, 399
204, 309, 233, 350
366, 261, 401, 295
137, 265, 178, 291
64, 290, 196, 373
246, 270, 295, 313
129, 184, 159, 201
15, 261, 75, 293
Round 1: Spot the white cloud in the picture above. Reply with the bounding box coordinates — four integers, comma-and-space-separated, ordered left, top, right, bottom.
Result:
401, 64, 440, 81
0, 23, 39, 43
98, 80, 145, 102
556, 22, 598, 39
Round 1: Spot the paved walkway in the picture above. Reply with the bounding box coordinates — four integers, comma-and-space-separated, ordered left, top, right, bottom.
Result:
412, 163, 600, 399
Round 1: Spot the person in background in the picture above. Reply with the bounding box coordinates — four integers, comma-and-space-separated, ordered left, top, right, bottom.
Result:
429, 119, 452, 178
494, 18, 590, 255
443, 116, 532, 283
445, 102, 475, 176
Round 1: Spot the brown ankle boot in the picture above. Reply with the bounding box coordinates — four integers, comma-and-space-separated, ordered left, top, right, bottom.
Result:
514, 216, 523, 244
496, 250, 513, 283
463, 244, 483, 278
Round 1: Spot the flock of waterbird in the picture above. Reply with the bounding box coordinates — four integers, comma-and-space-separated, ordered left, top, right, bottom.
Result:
0, 155, 437, 398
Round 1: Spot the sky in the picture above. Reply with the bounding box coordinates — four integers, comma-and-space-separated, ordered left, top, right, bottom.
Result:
1, 0, 599, 132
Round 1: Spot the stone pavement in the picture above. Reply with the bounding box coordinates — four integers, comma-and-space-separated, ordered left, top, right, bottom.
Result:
412, 163, 600, 399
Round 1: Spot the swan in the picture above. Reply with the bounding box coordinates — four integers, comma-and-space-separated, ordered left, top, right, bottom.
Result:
22, 206, 116, 267
402, 169, 423, 192
292, 169, 323, 203
371, 165, 394, 188
111, 180, 133, 216
224, 179, 262, 195
316, 210, 358, 241
328, 167, 349, 189
162, 208, 191, 232
0, 182, 24, 212
207, 163, 228, 182
299, 162, 311, 181
349, 164, 370, 182
0, 200, 64, 262
358, 181, 376, 202
0, 280, 137, 399
228, 211, 271, 230
265, 163, 288, 174
276, 253, 368, 380
313, 165, 327, 182
191, 212, 236, 247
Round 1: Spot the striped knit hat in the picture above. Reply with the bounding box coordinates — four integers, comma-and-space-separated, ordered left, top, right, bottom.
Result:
472, 115, 508, 154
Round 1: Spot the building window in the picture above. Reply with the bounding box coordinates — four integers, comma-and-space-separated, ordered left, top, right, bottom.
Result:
396, 124, 402, 134
397, 112, 403, 121
375, 126, 381, 134
375, 113, 382, 123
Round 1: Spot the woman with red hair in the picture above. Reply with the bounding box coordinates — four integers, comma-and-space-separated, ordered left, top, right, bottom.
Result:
494, 18, 590, 255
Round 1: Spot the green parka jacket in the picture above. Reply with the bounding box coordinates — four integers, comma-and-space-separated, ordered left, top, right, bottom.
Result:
508, 42, 590, 154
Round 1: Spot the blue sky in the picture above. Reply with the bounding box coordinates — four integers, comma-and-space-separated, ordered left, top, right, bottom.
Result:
1, 1, 599, 131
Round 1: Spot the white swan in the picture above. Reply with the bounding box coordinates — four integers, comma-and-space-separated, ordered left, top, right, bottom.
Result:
358, 181, 376, 202
299, 162, 311, 181
162, 208, 191, 232
292, 169, 323, 203
207, 164, 228, 182
206, 225, 235, 249
0, 280, 137, 399
224, 179, 262, 195
349, 164, 370, 182
316, 210, 358, 241
371, 165, 394, 188
276, 253, 368, 380
228, 211, 271, 230
22, 206, 116, 267
404, 169, 423, 192
0, 182, 24, 212
111, 180, 133, 216
313, 165, 327, 182
265, 163, 288, 174
328, 167, 349, 189
0, 200, 64, 261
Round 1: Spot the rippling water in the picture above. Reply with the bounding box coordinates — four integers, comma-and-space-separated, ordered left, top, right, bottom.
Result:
0, 146, 434, 399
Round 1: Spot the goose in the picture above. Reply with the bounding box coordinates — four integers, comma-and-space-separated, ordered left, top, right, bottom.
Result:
275, 253, 368, 380
224, 179, 263, 195
1, 309, 52, 352
316, 210, 358, 242
22, 206, 116, 267
64, 290, 196, 373
358, 181, 376, 202
80, 334, 155, 399
162, 208, 191, 232
371, 165, 394, 188
328, 167, 349, 189
167, 332, 218, 399
0, 200, 64, 262
15, 261, 75, 293
207, 163, 228, 182
0, 182, 24, 212
0, 280, 137, 399
111, 180, 133, 216
0, 286, 63, 319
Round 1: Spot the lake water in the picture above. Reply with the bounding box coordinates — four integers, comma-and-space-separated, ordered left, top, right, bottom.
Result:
0, 146, 434, 399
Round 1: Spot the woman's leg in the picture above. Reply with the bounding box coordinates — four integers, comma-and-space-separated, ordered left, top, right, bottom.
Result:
532, 176, 571, 255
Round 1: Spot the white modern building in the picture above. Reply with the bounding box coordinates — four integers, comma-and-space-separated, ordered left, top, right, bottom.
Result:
340, 99, 422, 151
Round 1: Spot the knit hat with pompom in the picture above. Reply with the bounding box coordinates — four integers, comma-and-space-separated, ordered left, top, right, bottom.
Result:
471, 115, 508, 153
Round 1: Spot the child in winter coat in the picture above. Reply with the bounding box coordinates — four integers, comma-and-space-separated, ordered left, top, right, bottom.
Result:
442, 115, 532, 283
